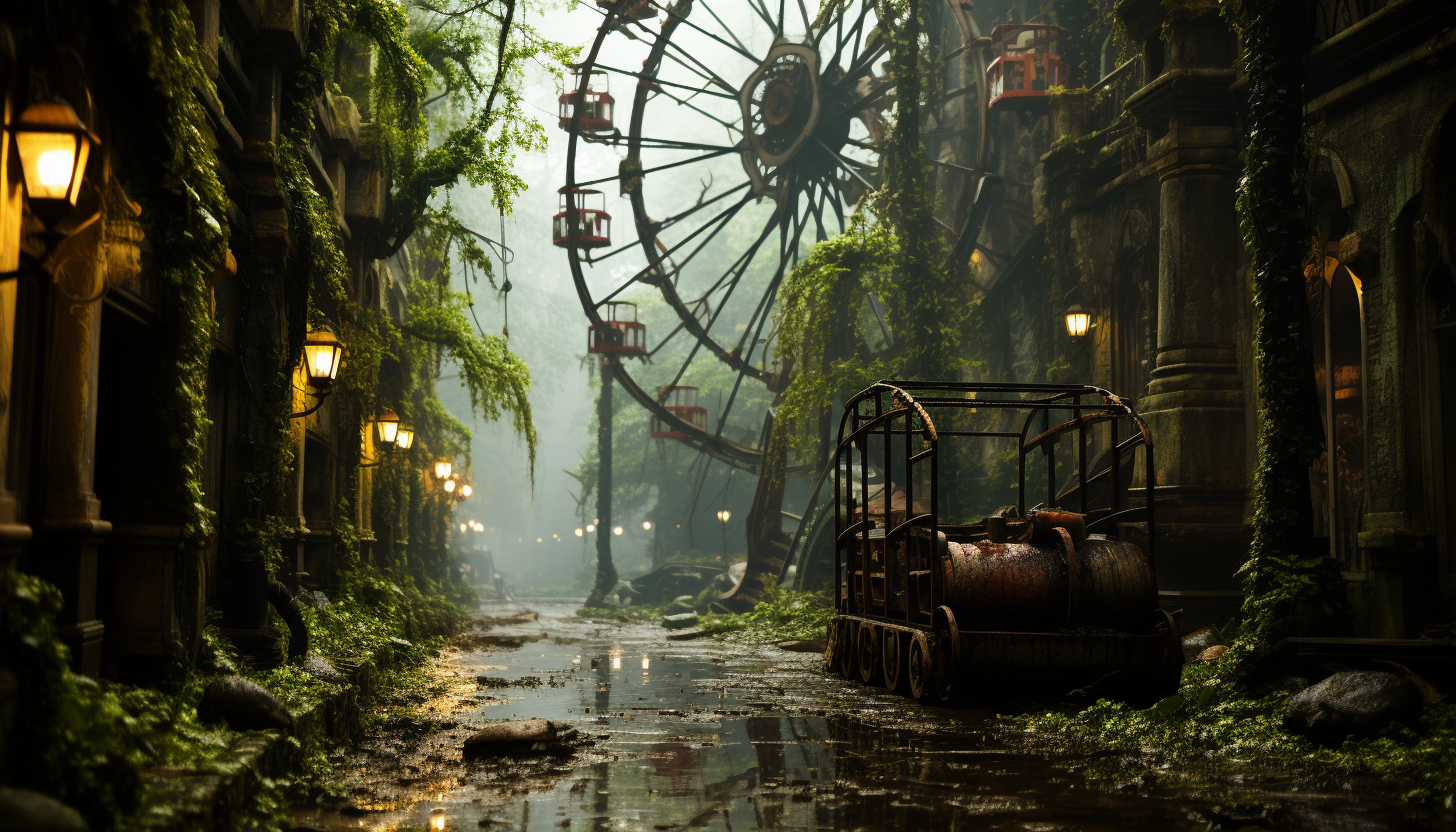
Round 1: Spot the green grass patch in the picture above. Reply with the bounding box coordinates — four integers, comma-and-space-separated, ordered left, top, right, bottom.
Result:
699, 581, 834, 644
1013, 661, 1456, 811
574, 605, 664, 624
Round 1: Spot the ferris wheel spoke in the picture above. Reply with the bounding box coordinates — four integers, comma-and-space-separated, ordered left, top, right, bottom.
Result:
795, 0, 814, 38
595, 64, 739, 100
691, 0, 759, 62
827, 0, 872, 69
824, 174, 847, 234
741, 0, 780, 38
692, 209, 779, 314
650, 86, 743, 135
832, 40, 889, 96
834, 81, 895, 118
658, 40, 740, 97
716, 230, 793, 437
576, 148, 735, 189
632, 137, 742, 152
656, 180, 751, 233
597, 193, 751, 306
804, 183, 830, 242
816, 138, 877, 192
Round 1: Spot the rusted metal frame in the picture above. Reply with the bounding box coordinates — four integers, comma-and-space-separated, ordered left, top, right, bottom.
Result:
931, 430, 1024, 438
1044, 408, 1056, 509
887, 513, 933, 540
1110, 416, 1122, 513
873, 391, 885, 618
896, 405, 908, 623
1078, 395, 1089, 516
834, 432, 843, 613
840, 407, 912, 449
836, 518, 874, 544
1023, 411, 1121, 449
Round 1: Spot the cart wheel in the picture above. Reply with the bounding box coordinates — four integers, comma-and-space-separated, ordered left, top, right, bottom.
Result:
882, 628, 907, 694
907, 631, 933, 702
838, 620, 858, 680
933, 606, 961, 703
857, 622, 883, 686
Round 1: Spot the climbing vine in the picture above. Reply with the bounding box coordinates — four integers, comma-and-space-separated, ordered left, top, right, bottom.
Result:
1222, 0, 1341, 670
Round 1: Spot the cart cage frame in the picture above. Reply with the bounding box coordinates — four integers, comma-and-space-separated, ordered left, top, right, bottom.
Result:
832, 380, 1155, 623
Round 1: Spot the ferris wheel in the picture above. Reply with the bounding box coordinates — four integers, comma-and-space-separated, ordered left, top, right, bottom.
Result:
559, 0, 990, 471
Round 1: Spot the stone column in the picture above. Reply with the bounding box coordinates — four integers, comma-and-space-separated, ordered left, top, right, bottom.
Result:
1125, 2, 1250, 624
32, 216, 113, 676
0, 82, 33, 566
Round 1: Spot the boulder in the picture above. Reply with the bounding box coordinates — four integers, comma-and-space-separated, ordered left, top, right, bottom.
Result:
661, 612, 699, 630
1283, 670, 1423, 744
462, 719, 585, 759
1181, 627, 1220, 662
0, 788, 88, 832
306, 590, 331, 611
663, 595, 697, 615
197, 675, 295, 732
303, 654, 346, 684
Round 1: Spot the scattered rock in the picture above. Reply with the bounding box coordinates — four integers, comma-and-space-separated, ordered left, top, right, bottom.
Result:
197, 675, 295, 732
1181, 627, 1220, 662
485, 611, 539, 626
661, 612, 699, 630
1283, 670, 1423, 744
0, 787, 88, 832
663, 595, 697, 615
462, 719, 587, 759
303, 653, 346, 684
665, 629, 709, 641
776, 639, 827, 653
1197, 645, 1228, 662
306, 590, 331, 611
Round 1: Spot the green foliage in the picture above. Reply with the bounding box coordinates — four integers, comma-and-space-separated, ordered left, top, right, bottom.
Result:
1222, 0, 1341, 671
699, 580, 835, 643
1017, 663, 1456, 810
125, 0, 229, 549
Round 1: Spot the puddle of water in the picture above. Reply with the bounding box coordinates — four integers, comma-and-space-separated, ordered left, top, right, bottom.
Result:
291, 601, 1444, 832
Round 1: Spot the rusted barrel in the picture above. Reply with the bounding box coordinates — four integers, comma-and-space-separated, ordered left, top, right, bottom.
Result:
939, 532, 1154, 633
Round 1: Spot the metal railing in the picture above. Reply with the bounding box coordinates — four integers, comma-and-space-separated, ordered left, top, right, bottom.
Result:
1309, 0, 1390, 47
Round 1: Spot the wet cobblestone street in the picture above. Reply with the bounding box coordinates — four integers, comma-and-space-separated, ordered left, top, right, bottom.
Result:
289, 599, 1445, 832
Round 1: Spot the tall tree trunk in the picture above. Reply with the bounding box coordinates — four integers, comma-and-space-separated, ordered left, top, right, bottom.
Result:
588, 358, 617, 605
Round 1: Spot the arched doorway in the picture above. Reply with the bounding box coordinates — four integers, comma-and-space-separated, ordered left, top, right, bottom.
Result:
1424, 262, 1455, 594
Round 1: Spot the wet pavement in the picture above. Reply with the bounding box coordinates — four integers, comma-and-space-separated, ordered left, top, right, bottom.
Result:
290, 599, 1446, 832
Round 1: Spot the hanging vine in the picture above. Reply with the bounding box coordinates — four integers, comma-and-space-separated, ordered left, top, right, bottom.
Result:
1223, 0, 1341, 670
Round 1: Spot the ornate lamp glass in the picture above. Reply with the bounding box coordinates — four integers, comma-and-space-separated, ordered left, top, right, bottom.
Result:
1064, 305, 1091, 340
375, 407, 400, 444
434, 459, 452, 480
11, 100, 95, 221
394, 425, 414, 449
302, 327, 343, 388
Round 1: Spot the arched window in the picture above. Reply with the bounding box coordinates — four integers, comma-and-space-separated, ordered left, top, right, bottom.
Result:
1307, 255, 1367, 575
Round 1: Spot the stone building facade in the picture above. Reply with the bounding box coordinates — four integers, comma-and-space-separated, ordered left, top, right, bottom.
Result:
968, 0, 1455, 636
0, 0, 440, 683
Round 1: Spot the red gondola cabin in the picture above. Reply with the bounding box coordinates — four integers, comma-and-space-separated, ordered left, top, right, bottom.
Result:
651, 386, 708, 438
558, 68, 614, 133
986, 24, 1069, 111
595, 0, 658, 21
553, 187, 611, 249
588, 301, 647, 357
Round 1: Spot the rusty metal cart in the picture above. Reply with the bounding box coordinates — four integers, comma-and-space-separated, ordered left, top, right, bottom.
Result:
826, 381, 1183, 704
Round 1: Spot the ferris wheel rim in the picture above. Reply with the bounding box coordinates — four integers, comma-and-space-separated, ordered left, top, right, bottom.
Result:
562, 0, 990, 471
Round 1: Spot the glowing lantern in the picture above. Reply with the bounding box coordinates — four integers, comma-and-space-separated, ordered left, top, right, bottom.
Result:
301, 327, 343, 389
1064, 304, 1091, 341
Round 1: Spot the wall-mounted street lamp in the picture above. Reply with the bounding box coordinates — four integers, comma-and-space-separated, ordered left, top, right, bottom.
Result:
1, 100, 100, 282
434, 459, 453, 480
642, 521, 652, 531
612, 526, 623, 536
460, 483, 473, 498
361, 407, 401, 467
575, 528, 584, 537
395, 425, 415, 450
289, 326, 343, 418
586, 523, 595, 533
1064, 304, 1091, 342
443, 476, 457, 494
716, 509, 732, 523
375, 407, 400, 444
472, 521, 484, 532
